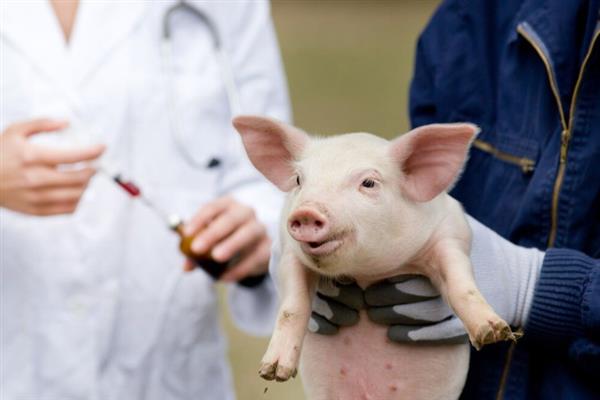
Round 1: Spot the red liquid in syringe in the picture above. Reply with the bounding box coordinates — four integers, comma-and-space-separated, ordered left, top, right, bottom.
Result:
113, 176, 141, 197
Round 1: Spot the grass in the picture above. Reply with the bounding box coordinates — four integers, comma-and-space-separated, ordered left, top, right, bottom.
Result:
272, 0, 440, 138
222, 2, 440, 399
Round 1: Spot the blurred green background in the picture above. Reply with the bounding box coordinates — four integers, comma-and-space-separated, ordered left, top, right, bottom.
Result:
223, 1, 440, 399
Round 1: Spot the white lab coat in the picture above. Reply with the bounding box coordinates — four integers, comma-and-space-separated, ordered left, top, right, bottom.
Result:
0, 1, 289, 399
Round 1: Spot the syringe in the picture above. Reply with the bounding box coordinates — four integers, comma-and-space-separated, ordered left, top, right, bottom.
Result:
99, 167, 211, 273
99, 166, 182, 230
48, 125, 256, 281
100, 167, 264, 285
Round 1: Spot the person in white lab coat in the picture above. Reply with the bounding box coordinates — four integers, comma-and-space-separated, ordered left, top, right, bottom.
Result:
0, 1, 289, 399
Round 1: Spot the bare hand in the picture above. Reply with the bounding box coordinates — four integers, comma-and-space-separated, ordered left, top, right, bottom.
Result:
0, 119, 105, 215
183, 196, 271, 282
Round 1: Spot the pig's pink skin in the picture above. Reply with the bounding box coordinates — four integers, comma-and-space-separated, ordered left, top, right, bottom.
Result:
234, 116, 512, 400
389, 124, 480, 203
232, 116, 308, 192
300, 311, 469, 400
288, 207, 330, 243
278, 132, 469, 280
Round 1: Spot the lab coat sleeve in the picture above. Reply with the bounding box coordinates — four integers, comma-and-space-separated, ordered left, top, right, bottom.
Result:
214, 0, 291, 336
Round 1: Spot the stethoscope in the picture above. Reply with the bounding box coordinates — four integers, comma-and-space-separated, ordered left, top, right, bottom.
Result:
103, 2, 246, 389
161, 0, 241, 169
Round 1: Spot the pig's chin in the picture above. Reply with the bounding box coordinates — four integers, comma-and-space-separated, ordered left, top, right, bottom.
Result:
299, 238, 344, 257
295, 230, 352, 261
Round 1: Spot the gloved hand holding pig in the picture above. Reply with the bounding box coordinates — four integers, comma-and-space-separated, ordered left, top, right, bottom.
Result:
233, 115, 522, 400
310, 215, 545, 344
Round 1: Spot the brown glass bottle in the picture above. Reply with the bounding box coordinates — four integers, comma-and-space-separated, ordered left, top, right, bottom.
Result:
173, 222, 266, 287
174, 223, 228, 279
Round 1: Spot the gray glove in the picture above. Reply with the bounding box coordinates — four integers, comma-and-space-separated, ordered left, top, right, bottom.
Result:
365, 216, 544, 343
310, 275, 467, 343
268, 238, 364, 335
311, 216, 545, 344
309, 278, 364, 335
364, 275, 469, 344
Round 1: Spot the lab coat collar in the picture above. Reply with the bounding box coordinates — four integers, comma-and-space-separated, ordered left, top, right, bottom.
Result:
69, 1, 149, 86
0, 1, 66, 83
0, 1, 149, 86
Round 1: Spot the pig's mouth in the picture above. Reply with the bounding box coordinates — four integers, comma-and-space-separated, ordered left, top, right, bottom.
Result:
299, 232, 348, 257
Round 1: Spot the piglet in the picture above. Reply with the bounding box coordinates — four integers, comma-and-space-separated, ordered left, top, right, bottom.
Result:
233, 116, 517, 400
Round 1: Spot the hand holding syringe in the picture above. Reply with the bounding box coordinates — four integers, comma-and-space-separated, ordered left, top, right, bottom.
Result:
102, 167, 267, 285
42, 121, 267, 284
100, 166, 219, 274
43, 121, 237, 279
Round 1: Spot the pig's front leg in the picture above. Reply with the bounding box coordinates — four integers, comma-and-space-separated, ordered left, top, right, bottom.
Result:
429, 241, 519, 350
260, 249, 317, 381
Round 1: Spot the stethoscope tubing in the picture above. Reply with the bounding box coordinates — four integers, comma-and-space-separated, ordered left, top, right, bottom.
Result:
137, 3, 243, 388
161, 1, 241, 168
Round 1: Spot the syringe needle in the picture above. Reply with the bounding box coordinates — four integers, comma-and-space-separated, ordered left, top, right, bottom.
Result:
138, 195, 182, 230
99, 167, 181, 230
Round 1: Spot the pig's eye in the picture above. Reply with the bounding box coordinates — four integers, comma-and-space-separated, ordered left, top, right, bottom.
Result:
296, 175, 301, 186
361, 178, 375, 188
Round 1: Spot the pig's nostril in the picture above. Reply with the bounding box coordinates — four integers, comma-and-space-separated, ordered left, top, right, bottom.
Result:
315, 220, 323, 228
291, 220, 301, 229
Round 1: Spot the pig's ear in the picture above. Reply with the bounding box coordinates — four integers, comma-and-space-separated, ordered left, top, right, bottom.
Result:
389, 123, 479, 202
233, 115, 308, 191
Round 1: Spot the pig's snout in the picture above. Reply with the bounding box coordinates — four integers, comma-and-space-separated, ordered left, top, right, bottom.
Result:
288, 207, 330, 243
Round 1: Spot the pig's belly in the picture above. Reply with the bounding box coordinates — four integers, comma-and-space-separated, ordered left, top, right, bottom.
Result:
300, 312, 469, 400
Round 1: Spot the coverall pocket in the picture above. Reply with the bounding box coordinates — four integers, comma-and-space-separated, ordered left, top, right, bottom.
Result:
452, 131, 541, 234
471, 134, 539, 174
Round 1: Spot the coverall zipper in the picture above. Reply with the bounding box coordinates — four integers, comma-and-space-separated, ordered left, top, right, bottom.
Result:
472, 139, 536, 173
494, 23, 599, 400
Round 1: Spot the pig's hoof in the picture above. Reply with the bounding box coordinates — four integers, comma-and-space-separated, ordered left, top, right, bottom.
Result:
259, 362, 277, 381
472, 319, 517, 350
275, 365, 297, 382
259, 361, 297, 382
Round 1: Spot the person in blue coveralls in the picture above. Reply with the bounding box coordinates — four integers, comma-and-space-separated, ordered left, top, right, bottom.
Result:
310, 1, 600, 399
